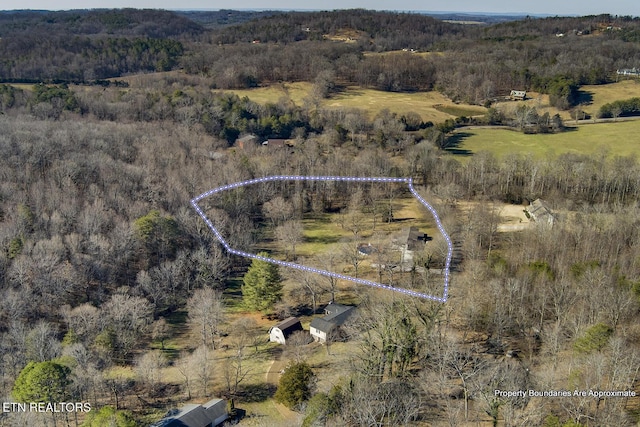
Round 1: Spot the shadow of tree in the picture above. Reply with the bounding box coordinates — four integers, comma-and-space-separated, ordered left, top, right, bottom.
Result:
304, 234, 341, 245
444, 131, 473, 156
237, 383, 277, 403
576, 90, 594, 106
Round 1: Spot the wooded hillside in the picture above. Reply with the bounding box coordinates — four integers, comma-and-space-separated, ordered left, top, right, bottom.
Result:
0, 8, 639, 427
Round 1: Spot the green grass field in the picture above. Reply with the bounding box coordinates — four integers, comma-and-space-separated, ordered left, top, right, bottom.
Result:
447, 121, 640, 159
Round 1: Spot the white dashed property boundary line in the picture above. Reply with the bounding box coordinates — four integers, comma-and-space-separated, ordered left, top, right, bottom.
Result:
191, 176, 452, 302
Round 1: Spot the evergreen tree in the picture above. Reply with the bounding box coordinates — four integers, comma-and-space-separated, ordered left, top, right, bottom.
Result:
241, 252, 283, 311
12, 361, 71, 403
81, 406, 137, 427
274, 362, 315, 409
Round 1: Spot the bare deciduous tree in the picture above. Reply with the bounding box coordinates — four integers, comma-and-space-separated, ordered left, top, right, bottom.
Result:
275, 220, 303, 261
135, 350, 167, 394
187, 287, 225, 349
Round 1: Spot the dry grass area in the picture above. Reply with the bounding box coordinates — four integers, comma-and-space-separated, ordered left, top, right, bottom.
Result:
494, 203, 531, 232
227, 81, 313, 106
492, 91, 567, 119
492, 80, 640, 122
325, 86, 485, 121
91, 72, 640, 126
456, 200, 531, 232
323, 28, 367, 42
579, 79, 640, 116
225, 82, 486, 122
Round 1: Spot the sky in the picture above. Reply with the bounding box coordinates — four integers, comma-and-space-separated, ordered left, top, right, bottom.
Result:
2, 0, 639, 17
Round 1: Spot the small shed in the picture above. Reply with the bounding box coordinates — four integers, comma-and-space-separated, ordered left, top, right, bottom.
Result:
357, 243, 377, 256
310, 303, 356, 343
269, 317, 303, 345
509, 90, 527, 100
235, 134, 258, 149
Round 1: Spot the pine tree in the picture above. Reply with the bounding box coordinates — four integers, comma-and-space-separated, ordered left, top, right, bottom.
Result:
13, 361, 71, 403
274, 362, 315, 409
241, 252, 283, 312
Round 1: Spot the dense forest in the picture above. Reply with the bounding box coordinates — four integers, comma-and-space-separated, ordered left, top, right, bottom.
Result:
0, 8, 639, 427
3, 10, 640, 104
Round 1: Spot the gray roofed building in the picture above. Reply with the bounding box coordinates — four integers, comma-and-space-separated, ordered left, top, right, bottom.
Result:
393, 226, 426, 265
525, 199, 555, 227
310, 303, 356, 343
396, 226, 426, 252
152, 398, 228, 427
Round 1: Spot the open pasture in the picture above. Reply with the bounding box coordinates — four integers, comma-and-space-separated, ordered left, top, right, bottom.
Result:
226, 83, 486, 122
578, 79, 640, 117
447, 121, 640, 159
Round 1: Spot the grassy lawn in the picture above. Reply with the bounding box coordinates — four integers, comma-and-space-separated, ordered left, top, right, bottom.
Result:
297, 214, 351, 257
492, 80, 640, 122
227, 81, 313, 106
223, 277, 246, 313
434, 104, 486, 117
447, 122, 640, 159
225, 83, 486, 122
151, 310, 190, 361
324, 87, 485, 121
578, 79, 640, 117
8, 83, 34, 91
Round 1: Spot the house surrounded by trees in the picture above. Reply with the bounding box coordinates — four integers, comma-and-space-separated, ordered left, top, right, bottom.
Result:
526, 198, 556, 227
393, 226, 427, 265
310, 303, 356, 343
152, 398, 228, 427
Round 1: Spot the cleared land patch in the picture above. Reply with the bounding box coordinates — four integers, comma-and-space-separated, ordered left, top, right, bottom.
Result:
448, 122, 640, 159
579, 79, 640, 117
193, 176, 452, 301
225, 83, 486, 122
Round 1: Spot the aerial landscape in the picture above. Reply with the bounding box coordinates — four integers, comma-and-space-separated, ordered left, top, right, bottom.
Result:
0, 4, 639, 427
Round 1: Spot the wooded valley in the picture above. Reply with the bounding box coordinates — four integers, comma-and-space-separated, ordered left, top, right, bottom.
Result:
0, 8, 639, 427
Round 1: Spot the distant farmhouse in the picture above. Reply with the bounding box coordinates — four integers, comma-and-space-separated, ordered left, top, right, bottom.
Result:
509, 90, 527, 101
617, 68, 640, 78
152, 398, 228, 427
269, 317, 303, 345
310, 303, 356, 343
525, 199, 556, 227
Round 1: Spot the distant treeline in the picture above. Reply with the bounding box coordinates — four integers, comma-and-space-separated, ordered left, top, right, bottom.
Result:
0, 9, 195, 83
3, 9, 640, 107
